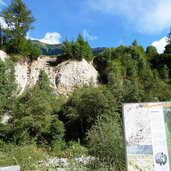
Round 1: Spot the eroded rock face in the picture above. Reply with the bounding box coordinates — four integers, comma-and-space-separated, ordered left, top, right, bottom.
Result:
14, 57, 57, 94
55, 59, 98, 93
15, 61, 28, 95
14, 56, 98, 94
28, 57, 56, 86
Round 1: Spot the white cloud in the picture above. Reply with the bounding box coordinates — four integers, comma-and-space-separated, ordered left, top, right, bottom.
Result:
27, 32, 61, 44
82, 29, 97, 41
87, 0, 171, 34
0, 17, 7, 29
152, 36, 167, 53
40, 32, 61, 44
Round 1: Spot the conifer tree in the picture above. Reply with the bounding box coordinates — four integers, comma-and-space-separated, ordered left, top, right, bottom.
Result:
1, 0, 35, 54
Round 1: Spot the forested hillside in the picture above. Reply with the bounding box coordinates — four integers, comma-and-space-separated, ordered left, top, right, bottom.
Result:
1, 0, 171, 170
32, 40, 105, 56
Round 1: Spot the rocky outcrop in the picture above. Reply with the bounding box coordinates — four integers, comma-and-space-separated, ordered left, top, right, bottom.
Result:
14, 56, 98, 94
15, 61, 28, 95
0, 50, 8, 62
38, 156, 95, 170
55, 59, 98, 93
26, 57, 56, 87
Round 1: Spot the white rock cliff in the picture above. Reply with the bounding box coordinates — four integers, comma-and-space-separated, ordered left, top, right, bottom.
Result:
13, 55, 98, 94
0, 50, 8, 62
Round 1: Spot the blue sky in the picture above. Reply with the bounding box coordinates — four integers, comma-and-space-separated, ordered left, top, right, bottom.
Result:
1, 0, 171, 52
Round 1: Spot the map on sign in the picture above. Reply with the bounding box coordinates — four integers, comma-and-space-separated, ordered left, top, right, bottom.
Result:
123, 102, 171, 171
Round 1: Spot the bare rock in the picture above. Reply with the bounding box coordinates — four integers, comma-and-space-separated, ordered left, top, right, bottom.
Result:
28, 57, 56, 86
14, 57, 98, 95
15, 61, 28, 95
55, 59, 98, 93
0, 50, 8, 62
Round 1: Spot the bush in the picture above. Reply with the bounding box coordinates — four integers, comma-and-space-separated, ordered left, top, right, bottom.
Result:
51, 140, 88, 158
63, 140, 88, 158
51, 139, 66, 156
86, 114, 125, 171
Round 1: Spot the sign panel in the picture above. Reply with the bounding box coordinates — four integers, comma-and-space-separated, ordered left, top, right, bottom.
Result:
123, 102, 171, 171
0, 165, 20, 171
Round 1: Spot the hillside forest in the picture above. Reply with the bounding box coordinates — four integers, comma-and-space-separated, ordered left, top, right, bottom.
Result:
1, 0, 171, 170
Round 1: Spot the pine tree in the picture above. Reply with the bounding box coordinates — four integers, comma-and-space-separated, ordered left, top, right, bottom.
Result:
1, 0, 35, 54
37, 70, 53, 93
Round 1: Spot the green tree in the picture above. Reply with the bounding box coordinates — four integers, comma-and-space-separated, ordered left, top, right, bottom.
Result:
164, 44, 171, 54
36, 70, 64, 114
2, 86, 65, 147
146, 45, 158, 59
62, 34, 93, 61
22, 40, 42, 61
132, 39, 138, 46
75, 34, 93, 61
37, 70, 53, 93
160, 65, 170, 81
1, 0, 35, 55
62, 86, 118, 141
0, 59, 16, 116
150, 53, 171, 78
87, 114, 125, 170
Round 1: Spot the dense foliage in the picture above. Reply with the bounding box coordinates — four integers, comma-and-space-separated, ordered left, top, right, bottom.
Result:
0, 59, 16, 117
61, 86, 118, 141
94, 43, 171, 103
150, 44, 171, 78
1, 2, 171, 169
0, 71, 65, 148
87, 114, 125, 170
62, 34, 93, 61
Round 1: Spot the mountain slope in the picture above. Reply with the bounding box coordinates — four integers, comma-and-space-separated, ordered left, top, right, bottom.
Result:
32, 40, 106, 56
32, 40, 62, 56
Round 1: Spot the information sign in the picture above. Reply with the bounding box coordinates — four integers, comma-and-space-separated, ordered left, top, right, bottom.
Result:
123, 102, 171, 171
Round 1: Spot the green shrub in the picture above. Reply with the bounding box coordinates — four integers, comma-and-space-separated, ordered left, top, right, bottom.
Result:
10, 54, 26, 62
51, 139, 66, 156
63, 140, 88, 158
86, 114, 125, 171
